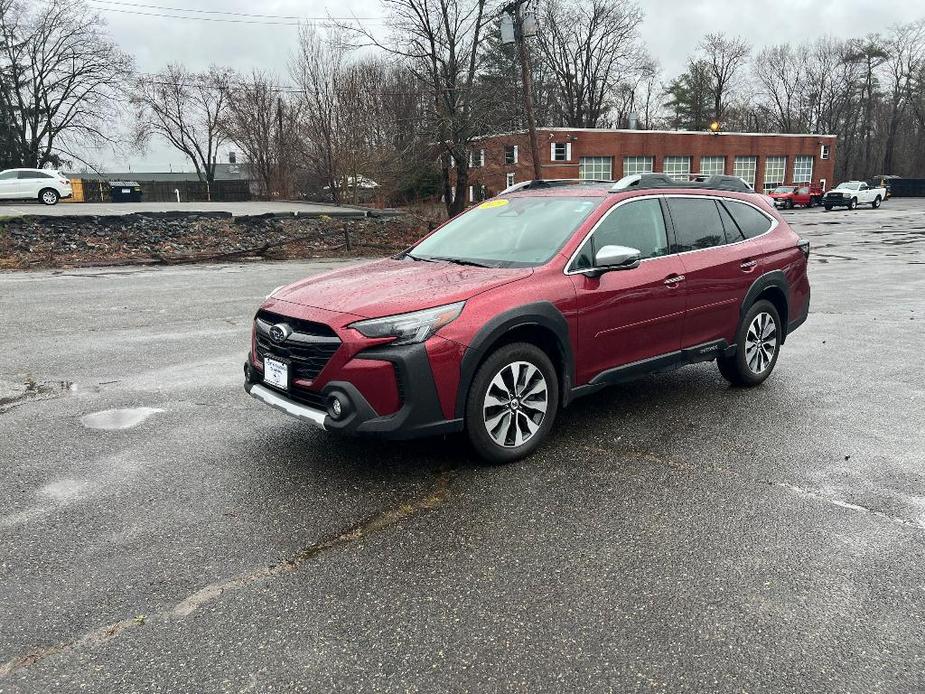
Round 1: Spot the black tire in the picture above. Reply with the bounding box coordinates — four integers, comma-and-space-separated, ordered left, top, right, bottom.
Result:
465, 342, 559, 464
39, 188, 59, 205
872, 195, 881, 209
717, 300, 782, 387
785, 199, 793, 210
848, 197, 857, 210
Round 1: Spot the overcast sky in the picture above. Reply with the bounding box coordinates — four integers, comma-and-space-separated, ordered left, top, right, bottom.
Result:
88, 0, 921, 171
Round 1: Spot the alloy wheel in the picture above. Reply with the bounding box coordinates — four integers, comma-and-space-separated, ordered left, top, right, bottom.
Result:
482, 360, 548, 447
744, 312, 777, 374
41, 190, 57, 204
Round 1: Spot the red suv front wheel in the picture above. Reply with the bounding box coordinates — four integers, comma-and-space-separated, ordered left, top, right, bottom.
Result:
465, 342, 559, 464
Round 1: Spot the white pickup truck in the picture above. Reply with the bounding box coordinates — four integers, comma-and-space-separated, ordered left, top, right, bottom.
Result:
822, 180, 886, 211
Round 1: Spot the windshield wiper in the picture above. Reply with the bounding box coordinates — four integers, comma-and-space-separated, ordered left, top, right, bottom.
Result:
429, 256, 494, 268
398, 250, 438, 262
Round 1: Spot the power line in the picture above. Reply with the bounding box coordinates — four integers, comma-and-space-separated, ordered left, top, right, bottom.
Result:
86, 0, 326, 20
76, 0, 385, 25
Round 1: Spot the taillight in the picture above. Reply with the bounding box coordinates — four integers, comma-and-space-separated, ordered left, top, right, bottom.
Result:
797, 238, 810, 258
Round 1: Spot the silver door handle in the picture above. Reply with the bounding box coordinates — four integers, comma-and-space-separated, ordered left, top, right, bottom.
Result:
740, 260, 757, 269
663, 275, 685, 285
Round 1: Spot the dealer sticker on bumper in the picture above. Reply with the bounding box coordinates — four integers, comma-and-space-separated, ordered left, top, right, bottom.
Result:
263, 357, 289, 389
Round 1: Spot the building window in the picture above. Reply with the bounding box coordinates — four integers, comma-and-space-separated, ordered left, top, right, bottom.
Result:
623, 156, 654, 175
579, 156, 613, 181
733, 156, 757, 186
468, 149, 485, 168
663, 156, 691, 181
763, 156, 787, 191
820, 144, 830, 160
793, 155, 813, 183
551, 142, 571, 161
505, 145, 519, 165
699, 156, 725, 176
506, 172, 515, 188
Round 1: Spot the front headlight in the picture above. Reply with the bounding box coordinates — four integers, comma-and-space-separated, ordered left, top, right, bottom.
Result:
349, 301, 465, 345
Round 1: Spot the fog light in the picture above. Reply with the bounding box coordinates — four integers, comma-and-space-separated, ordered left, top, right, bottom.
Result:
329, 397, 343, 418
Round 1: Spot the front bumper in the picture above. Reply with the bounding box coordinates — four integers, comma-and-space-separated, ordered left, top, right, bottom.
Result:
244, 342, 464, 440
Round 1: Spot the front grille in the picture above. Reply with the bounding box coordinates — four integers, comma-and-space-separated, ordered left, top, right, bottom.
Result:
254, 310, 341, 381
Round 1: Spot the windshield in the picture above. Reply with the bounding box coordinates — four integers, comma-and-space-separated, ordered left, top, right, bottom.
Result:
773, 186, 794, 194
409, 196, 602, 268
836, 182, 859, 190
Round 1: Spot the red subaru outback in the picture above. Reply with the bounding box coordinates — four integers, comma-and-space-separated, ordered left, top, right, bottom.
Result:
245, 175, 810, 463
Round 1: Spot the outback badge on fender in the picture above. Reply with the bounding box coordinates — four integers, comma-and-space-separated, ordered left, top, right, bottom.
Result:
268, 323, 292, 343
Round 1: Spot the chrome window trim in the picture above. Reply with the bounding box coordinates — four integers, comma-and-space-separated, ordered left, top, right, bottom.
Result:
563, 193, 778, 276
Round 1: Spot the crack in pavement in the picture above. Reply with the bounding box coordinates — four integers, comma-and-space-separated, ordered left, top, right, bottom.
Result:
0, 469, 455, 680
772, 481, 925, 531
0, 378, 72, 413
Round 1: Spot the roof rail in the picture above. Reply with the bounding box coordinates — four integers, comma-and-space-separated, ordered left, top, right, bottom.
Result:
500, 178, 613, 194
611, 173, 755, 193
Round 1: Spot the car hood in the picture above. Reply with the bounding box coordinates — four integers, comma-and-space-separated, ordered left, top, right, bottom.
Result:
272, 258, 534, 319
769, 192, 793, 198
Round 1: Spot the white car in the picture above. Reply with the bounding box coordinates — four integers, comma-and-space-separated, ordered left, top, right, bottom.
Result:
0, 168, 73, 205
822, 180, 886, 211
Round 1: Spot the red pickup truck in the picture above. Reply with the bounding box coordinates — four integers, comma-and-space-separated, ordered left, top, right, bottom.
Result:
769, 184, 824, 209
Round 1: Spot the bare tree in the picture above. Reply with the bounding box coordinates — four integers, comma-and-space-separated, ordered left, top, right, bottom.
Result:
536, 0, 643, 128
844, 34, 889, 176
0, 0, 132, 168
699, 32, 750, 124
131, 64, 231, 194
223, 71, 303, 198
881, 21, 925, 173
752, 44, 805, 132
344, 0, 495, 215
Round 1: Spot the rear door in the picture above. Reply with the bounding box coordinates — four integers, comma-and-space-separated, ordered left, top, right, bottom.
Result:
665, 195, 762, 349
568, 196, 686, 382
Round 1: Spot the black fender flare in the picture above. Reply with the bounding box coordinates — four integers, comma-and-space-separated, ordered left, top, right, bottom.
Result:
740, 270, 791, 340
454, 302, 574, 418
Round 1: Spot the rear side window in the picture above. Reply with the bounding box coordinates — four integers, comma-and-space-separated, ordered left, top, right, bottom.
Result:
666, 198, 724, 252
571, 198, 669, 270
17, 171, 53, 179
717, 203, 745, 243
723, 200, 773, 239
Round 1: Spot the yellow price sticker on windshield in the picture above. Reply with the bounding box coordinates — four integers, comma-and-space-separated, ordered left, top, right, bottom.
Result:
478, 199, 509, 209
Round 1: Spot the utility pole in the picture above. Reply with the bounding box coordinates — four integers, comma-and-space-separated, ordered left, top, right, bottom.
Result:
502, 1, 542, 181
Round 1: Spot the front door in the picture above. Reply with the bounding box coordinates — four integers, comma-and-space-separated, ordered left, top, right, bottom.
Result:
0, 170, 20, 199
568, 197, 687, 383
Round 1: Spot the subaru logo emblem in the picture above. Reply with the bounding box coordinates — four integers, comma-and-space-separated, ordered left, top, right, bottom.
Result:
269, 323, 292, 343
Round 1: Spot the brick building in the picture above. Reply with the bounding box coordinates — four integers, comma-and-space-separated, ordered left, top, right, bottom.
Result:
457, 127, 837, 202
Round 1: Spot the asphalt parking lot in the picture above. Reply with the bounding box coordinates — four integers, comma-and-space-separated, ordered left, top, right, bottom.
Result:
1, 199, 923, 692
0, 200, 374, 218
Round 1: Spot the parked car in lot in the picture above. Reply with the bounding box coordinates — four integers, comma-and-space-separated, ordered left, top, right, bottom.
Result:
245, 176, 811, 463
823, 180, 886, 210
0, 168, 72, 205
769, 184, 824, 209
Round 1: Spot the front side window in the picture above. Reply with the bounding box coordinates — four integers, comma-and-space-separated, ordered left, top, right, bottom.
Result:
666, 198, 724, 252
412, 195, 601, 268
571, 198, 669, 271
0, 171, 17, 180
763, 156, 787, 192
723, 200, 773, 239
663, 156, 692, 181
578, 156, 612, 181
733, 156, 757, 186
623, 156, 654, 175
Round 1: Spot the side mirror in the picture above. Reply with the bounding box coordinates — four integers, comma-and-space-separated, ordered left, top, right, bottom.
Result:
585, 245, 641, 277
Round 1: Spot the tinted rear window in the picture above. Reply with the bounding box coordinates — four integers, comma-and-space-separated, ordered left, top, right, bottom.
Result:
723, 200, 773, 239
666, 198, 724, 252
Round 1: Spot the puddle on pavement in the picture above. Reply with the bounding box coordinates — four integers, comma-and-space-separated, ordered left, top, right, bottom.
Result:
80, 407, 163, 430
